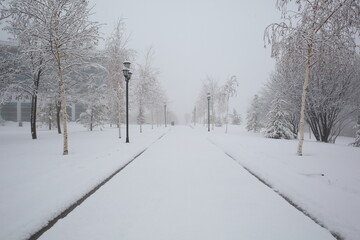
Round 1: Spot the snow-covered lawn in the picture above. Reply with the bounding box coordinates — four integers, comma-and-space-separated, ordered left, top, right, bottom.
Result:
1, 122, 359, 240
0, 122, 167, 240
204, 125, 360, 240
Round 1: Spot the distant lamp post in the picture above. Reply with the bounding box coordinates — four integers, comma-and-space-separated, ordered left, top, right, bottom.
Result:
122, 61, 132, 143
164, 103, 167, 128
207, 92, 211, 132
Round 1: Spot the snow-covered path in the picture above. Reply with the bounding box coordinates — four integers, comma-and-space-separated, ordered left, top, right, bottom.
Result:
40, 126, 335, 240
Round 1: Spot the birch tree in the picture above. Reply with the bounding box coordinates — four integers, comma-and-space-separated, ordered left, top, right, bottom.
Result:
220, 75, 238, 133
6, 0, 101, 155
265, 0, 360, 155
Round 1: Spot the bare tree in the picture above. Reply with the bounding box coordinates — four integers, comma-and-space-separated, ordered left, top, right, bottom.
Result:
134, 47, 161, 132
103, 19, 132, 138
220, 75, 238, 134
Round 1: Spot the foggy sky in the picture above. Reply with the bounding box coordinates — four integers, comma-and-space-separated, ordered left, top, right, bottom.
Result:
88, 0, 280, 123
0, 0, 282, 123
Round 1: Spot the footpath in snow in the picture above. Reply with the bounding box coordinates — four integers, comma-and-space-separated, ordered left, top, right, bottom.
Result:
0, 123, 167, 240
205, 125, 360, 240
39, 126, 334, 240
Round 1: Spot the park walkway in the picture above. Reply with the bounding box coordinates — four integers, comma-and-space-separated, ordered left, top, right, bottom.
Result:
40, 126, 335, 240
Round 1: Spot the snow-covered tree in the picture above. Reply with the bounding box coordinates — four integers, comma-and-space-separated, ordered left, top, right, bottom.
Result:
77, 75, 107, 131
0, 44, 17, 106
5, 0, 101, 155
231, 109, 242, 125
246, 95, 262, 132
103, 19, 132, 138
197, 76, 220, 130
265, 0, 360, 155
351, 114, 360, 147
5, 12, 51, 139
134, 47, 160, 131
352, 125, 360, 147
137, 105, 145, 133
264, 97, 296, 139
220, 75, 238, 133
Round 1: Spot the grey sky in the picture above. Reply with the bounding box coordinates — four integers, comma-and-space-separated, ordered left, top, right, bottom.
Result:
1, 0, 281, 123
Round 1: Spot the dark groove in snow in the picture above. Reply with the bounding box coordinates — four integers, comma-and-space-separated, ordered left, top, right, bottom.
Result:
27, 133, 167, 240
222, 151, 343, 240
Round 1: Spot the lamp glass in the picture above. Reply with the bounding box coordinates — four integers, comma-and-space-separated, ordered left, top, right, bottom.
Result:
122, 68, 129, 77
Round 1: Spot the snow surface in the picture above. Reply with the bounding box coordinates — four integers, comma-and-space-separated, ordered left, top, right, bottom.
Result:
205, 125, 360, 240
0, 122, 167, 240
0, 123, 358, 240
39, 126, 333, 240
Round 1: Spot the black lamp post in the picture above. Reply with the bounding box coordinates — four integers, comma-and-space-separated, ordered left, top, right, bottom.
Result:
207, 92, 211, 132
122, 61, 132, 143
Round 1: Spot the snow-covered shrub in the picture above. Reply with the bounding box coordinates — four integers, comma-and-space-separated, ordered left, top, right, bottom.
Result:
231, 109, 242, 125
78, 106, 107, 131
351, 123, 360, 147
264, 97, 296, 139
246, 95, 262, 132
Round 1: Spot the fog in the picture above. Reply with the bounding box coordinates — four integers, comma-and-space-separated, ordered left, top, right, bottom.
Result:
89, 0, 281, 122
0, 0, 282, 123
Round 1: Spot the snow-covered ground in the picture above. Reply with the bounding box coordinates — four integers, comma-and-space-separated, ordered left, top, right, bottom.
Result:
0, 122, 359, 240
40, 126, 333, 240
203, 124, 360, 240
0, 122, 167, 240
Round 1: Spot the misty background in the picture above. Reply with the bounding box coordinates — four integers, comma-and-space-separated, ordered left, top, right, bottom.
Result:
0, 0, 281, 123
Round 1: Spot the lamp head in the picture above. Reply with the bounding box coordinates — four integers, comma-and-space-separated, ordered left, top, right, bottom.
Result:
122, 68, 130, 78
123, 61, 131, 69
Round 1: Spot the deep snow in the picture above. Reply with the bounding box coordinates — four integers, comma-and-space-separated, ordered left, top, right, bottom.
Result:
204, 124, 360, 240
0, 122, 359, 240
39, 126, 334, 240
0, 122, 167, 240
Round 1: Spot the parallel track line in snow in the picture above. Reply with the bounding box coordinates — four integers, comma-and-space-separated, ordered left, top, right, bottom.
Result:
27, 132, 167, 240
208, 140, 343, 240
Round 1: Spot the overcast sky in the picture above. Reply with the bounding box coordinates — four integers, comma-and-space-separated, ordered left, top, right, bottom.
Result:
0, 0, 282, 123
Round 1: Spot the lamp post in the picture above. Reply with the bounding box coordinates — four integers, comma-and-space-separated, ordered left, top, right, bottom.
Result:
207, 92, 211, 132
122, 61, 132, 143
164, 103, 167, 127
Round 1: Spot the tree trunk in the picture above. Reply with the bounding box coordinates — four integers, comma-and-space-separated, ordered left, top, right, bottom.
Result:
151, 107, 154, 129
56, 100, 62, 134
90, 110, 93, 131
30, 93, 38, 139
297, 41, 312, 156
48, 103, 52, 130
59, 68, 68, 155
30, 69, 41, 139
56, 50, 68, 155
118, 107, 121, 138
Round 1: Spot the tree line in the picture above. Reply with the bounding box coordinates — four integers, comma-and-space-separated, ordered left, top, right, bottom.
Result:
193, 75, 241, 133
246, 0, 360, 151
0, 0, 167, 155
